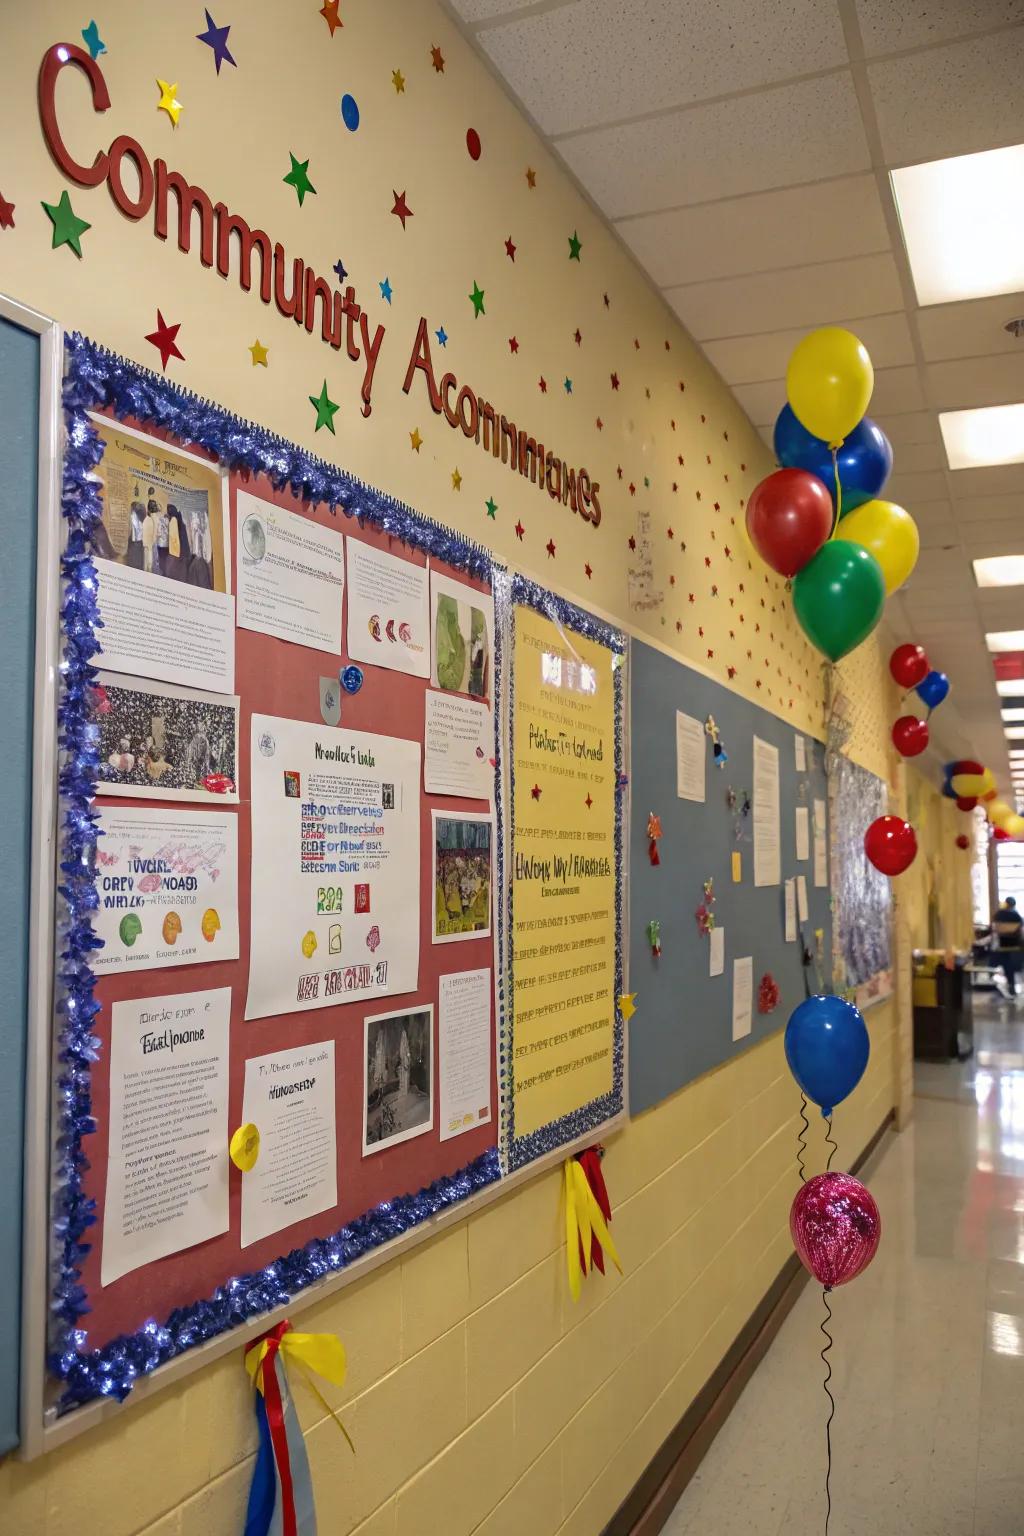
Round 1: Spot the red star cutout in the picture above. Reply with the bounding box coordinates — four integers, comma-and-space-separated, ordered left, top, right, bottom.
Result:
688, 593, 694, 603
679, 380, 686, 392
728, 666, 737, 679
610, 372, 620, 390
700, 413, 706, 423
741, 463, 747, 472
320, 0, 342, 35
696, 490, 702, 501
676, 621, 682, 633
665, 340, 671, 351
514, 520, 525, 540
0, 192, 14, 230
667, 526, 674, 539
546, 538, 556, 558
603, 292, 610, 307
525, 167, 536, 188
616, 466, 623, 479
531, 783, 541, 800
711, 584, 718, 596
430, 43, 445, 71
596, 417, 603, 430
704, 556, 711, 568
707, 649, 714, 660
698, 626, 704, 637
509, 336, 519, 354
574, 328, 582, 345
628, 536, 636, 551
724, 546, 731, 558
756, 681, 762, 690
713, 500, 720, 511
669, 574, 676, 586
145, 310, 184, 370
505, 236, 516, 261
678, 455, 684, 465
629, 483, 636, 496
585, 793, 593, 809
391, 190, 413, 227
633, 338, 640, 350
584, 563, 592, 579
538, 376, 547, 393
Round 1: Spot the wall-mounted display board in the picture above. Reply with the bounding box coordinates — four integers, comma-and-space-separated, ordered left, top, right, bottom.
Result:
22, 336, 625, 1450
829, 755, 892, 1009
628, 637, 832, 1116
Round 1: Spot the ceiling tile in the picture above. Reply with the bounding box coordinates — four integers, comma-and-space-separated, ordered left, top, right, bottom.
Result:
886, 469, 948, 502
954, 494, 1024, 521
730, 379, 789, 428
868, 366, 926, 415
558, 74, 869, 219
924, 353, 1024, 411
477, 0, 849, 135
879, 412, 943, 448
702, 313, 913, 385
855, 0, 1024, 55
950, 464, 1024, 496
868, 28, 1024, 163
667, 254, 903, 341
959, 519, 1024, 545
447, 0, 534, 18
881, 440, 946, 475
916, 292, 1024, 362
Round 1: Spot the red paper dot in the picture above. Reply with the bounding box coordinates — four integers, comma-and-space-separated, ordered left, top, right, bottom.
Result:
466, 128, 481, 160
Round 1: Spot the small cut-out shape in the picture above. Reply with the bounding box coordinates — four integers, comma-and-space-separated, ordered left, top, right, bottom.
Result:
758, 973, 780, 1014
647, 812, 662, 866
646, 919, 661, 958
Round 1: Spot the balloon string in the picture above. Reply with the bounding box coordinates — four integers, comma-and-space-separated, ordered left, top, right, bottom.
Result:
797, 1093, 809, 1183
821, 1287, 835, 1536
829, 448, 841, 538
825, 1114, 838, 1172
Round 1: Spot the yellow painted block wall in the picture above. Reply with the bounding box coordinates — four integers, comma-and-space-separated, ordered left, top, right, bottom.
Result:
0, 2, 901, 1531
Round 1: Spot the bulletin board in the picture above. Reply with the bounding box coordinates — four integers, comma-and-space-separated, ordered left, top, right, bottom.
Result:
829, 754, 892, 1008
27, 335, 626, 1437
628, 637, 833, 1116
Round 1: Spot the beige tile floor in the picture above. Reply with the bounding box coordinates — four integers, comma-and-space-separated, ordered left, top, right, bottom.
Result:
664, 993, 1024, 1536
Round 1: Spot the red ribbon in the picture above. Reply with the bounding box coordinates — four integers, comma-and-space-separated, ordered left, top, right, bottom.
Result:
575, 1147, 613, 1274
247, 1321, 297, 1536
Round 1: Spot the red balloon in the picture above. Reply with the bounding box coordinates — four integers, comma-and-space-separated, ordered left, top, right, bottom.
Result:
955, 834, 970, 850
790, 1173, 881, 1289
891, 715, 929, 757
889, 643, 929, 689
956, 796, 978, 812
745, 468, 833, 578
864, 815, 917, 875
952, 759, 983, 777
995, 827, 1011, 842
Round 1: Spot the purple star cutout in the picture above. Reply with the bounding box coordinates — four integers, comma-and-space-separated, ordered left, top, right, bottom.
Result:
333, 257, 348, 283
197, 9, 236, 73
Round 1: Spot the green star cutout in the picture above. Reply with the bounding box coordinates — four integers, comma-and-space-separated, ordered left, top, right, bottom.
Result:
568, 229, 582, 261
284, 153, 316, 206
469, 281, 485, 317
309, 380, 339, 434
485, 497, 497, 519
644, 475, 650, 487
42, 191, 90, 256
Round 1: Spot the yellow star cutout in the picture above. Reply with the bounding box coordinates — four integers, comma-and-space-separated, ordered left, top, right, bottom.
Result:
410, 427, 422, 452
451, 467, 462, 491
617, 993, 637, 1023
392, 68, 406, 93
249, 339, 268, 367
156, 79, 183, 127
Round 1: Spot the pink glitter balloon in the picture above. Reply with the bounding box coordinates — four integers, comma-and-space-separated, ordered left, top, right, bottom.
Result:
790, 1172, 881, 1288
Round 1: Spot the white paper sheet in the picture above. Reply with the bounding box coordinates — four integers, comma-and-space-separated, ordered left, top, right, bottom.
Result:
241, 1041, 337, 1248
795, 806, 810, 862
675, 710, 706, 802
785, 878, 797, 943
797, 875, 809, 923
424, 691, 494, 799
430, 570, 495, 700
95, 559, 235, 695
246, 715, 421, 1019
236, 490, 344, 654
101, 987, 230, 1284
732, 957, 753, 1041
93, 806, 238, 972
439, 969, 493, 1139
709, 926, 725, 977
346, 540, 429, 676
813, 797, 828, 887
795, 734, 807, 773
753, 736, 781, 887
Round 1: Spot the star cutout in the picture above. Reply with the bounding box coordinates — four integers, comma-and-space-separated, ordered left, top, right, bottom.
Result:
379, 276, 393, 303
249, 339, 268, 367
627, 537, 636, 552
585, 793, 593, 809
525, 167, 536, 188
485, 497, 497, 519
515, 521, 525, 540
435, 326, 448, 347
501, 237, 517, 265
508, 336, 519, 354
333, 258, 348, 283
610, 372, 619, 390
584, 563, 592, 579
629, 483, 636, 496
392, 68, 405, 93
42, 191, 89, 255
468, 281, 485, 317
451, 468, 462, 491
145, 310, 184, 370
430, 44, 445, 72
81, 19, 106, 59
391, 189, 413, 227
567, 230, 582, 260
410, 428, 423, 452
309, 380, 339, 433
603, 292, 610, 307
156, 79, 183, 127
596, 416, 603, 431
320, 0, 342, 36
0, 193, 15, 230
574, 328, 582, 345
538, 377, 547, 393
546, 539, 556, 558
197, 9, 236, 71
284, 153, 316, 205
564, 377, 572, 394
618, 993, 637, 1023
531, 783, 542, 800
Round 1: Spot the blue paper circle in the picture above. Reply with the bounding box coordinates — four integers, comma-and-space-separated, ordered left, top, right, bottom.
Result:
340, 664, 364, 694
340, 94, 360, 131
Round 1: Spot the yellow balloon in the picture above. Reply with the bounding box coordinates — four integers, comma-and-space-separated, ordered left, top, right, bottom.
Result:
786, 327, 874, 445
951, 768, 995, 798
1001, 813, 1024, 839
839, 500, 919, 593
987, 800, 1013, 828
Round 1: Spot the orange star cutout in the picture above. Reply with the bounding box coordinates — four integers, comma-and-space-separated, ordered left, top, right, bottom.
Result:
525, 167, 536, 188
320, 0, 342, 36
430, 44, 445, 71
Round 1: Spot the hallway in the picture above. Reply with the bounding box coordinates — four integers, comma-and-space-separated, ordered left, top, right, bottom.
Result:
665, 993, 1024, 1536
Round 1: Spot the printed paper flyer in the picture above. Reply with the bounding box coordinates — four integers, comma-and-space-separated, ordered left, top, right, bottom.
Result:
93, 806, 239, 973
245, 714, 421, 1020
509, 606, 618, 1139
240, 1041, 337, 1248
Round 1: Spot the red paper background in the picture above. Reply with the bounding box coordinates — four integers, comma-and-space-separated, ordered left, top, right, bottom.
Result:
79, 439, 497, 1351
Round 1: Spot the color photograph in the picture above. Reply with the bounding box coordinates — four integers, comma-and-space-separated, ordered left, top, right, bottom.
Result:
432, 811, 493, 943
93, 673, 239, 804
363, 1005, 434, 1154
430, 572, 493, 700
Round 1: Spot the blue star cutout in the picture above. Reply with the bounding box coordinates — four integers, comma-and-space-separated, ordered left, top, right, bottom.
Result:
333, 257, 348, 283
436, 326, 448, 347
564, 377, 573, 394
379, 276, 393, 304
196, 9, 236, 73
81, 20, 106, 59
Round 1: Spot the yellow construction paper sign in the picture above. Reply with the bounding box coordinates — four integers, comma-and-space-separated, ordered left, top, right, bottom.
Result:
732, 851, 742, 883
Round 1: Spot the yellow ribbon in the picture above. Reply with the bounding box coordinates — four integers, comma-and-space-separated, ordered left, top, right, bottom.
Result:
563, 1158, 622, 1303
829, 445, 842, 538
246, 1327, 355, 1453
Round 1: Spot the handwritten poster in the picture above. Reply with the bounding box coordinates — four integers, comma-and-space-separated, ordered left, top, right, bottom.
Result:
732, 957, 753, 1041
753, 735, 781, 888
509, 605, 618, 1139
240, 1041, 336, 1248
795, 806, 810, 862
245, 714, 420, 1020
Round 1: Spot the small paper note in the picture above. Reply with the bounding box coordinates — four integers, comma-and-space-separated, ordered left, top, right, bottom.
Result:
731, 851, 742, 883
709, 926, 725, 977
797, 875, 809, 923
785, 879, 797, 943
795, 734, 806, 773
813, 797, 828, 887
795, 806, 810, 862
732, 957, 753, 1041
675, 710, 706, 802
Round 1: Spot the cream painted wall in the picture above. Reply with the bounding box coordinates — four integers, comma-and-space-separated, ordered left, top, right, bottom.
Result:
0, 3, 904, 1532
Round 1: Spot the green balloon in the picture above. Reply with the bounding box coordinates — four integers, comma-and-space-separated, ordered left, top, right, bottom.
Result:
792, 540, 885, 662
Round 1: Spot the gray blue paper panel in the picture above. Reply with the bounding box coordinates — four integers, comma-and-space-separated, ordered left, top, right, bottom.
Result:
628, 637, 832, 1116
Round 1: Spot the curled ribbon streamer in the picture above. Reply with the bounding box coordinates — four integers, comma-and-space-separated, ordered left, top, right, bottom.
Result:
829, 446, 842, 538
563, 1157, 622, 1302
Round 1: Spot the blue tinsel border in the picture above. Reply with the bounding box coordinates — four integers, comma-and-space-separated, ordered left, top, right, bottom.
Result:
51, 335, 503, 1413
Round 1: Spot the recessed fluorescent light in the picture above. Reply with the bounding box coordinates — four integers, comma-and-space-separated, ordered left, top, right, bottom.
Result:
975, 556, 1024, 588
998, 677, 1024, 695
942, 405, 1024, 470
1003, 709, 1024, 721
1006, 726, 1024, 739
987, 631, 1024, 652
891, 144, 1024, 306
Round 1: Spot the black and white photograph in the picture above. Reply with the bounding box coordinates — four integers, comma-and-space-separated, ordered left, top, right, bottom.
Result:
93, 672, 240, 804
363, 1005, 434, 1154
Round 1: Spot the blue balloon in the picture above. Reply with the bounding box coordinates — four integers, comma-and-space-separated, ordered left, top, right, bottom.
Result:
916, 670, 950, 709
785, 995, 870, 1118
774, 405, 893, 514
